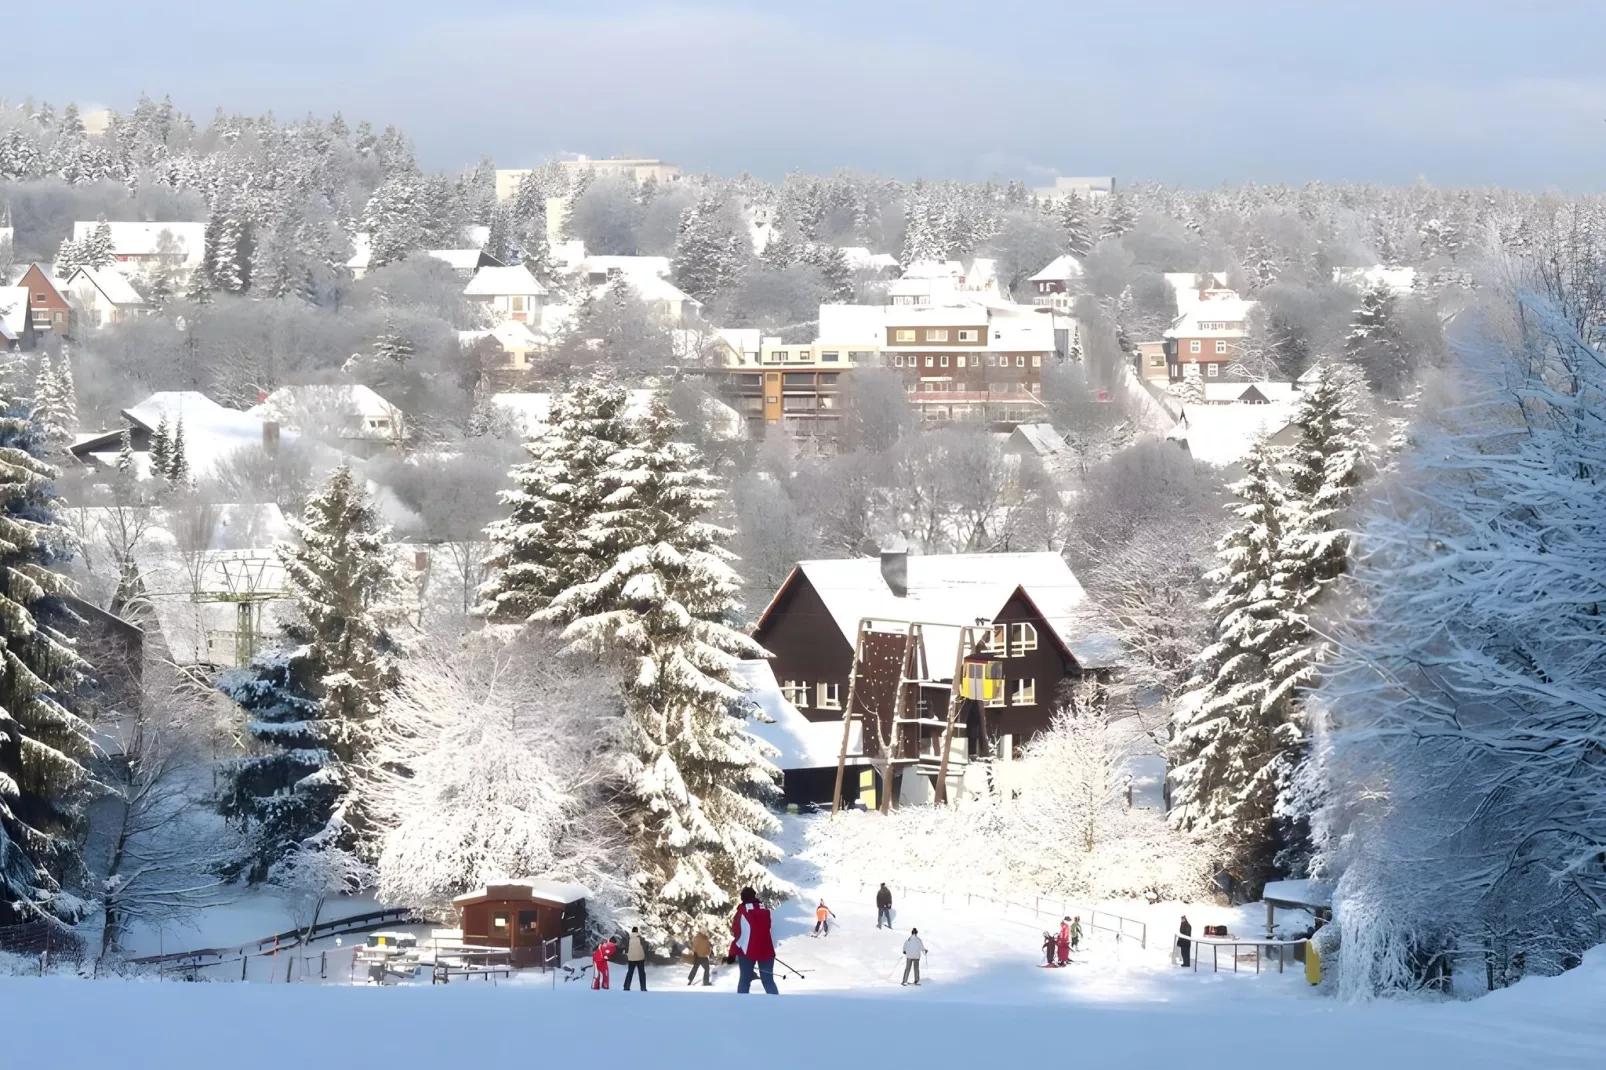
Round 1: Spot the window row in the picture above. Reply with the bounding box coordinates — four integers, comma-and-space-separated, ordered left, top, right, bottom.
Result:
889, 354, 1041, 369
1187, 340, 1230, 354
893, 328, 982, 343
781, 677, 1038, 709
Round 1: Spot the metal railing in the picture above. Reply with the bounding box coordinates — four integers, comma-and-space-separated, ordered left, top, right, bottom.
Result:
1172, 931, 1308, 975
860, 882, 1147, 950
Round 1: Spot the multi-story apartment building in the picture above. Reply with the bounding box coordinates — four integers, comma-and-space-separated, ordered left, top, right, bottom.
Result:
720, 334, 879, 437
495, 156, 681, 201
871, 305, 1058, 427
1161, 289, 1256, 382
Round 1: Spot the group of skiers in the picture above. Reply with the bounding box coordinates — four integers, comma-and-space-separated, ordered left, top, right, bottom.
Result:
587, 883, 929, 992
1041, 916, 1083, 966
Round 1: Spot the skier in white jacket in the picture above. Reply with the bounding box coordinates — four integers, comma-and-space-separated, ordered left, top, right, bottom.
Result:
901, 929, 925, 986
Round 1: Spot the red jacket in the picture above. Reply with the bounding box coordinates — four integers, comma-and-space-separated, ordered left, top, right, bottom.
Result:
730, 901, 776, 961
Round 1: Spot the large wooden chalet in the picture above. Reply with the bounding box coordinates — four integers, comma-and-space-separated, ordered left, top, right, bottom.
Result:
748, 549, 1118, 808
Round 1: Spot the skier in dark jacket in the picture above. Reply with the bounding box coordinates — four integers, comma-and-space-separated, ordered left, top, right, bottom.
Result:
875, 884, 893, 929
1041, 931, 1057, 966
1177, 915, 1193, 968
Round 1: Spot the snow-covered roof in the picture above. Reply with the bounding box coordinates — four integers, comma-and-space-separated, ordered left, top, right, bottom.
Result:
1008, 423, 1066, 456
1202, 381, 1298, 405
732, 659, 855, 770
818, 303, 890, 344
122, 392, 301, 479
672, 326, 762, 364
765, 552, 1119, 671
1333, 265, 1416, 297
490, 390, 744, 441
1163, 292, 1256, 339
577, 254, 671, 281
1261, 878, 1332, 909
0, 285, 27, 337
72, 221, 205, 266
986, 314, 1057, 352
464, 264, 547, 297
248, 385, 405, 442
66, 266, 146, 307
451, 879, 590, 905
464, 225, 490, 249
1165, 402, 1298, 467
1028, 254, 1084, 283
595, 272, 698, 309
1164, 272, 1230, 313
426, 249, 484, 272
458, 319, 544, 351
838, 247, 899, 273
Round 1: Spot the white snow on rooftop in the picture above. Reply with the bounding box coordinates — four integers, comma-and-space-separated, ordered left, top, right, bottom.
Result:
72, 220, 205, 266
426, 249, 485, 272
451, 879, 590, 905
67, 266, 145, 306
0, 285, 27, 337
1165, 402, 1298, 467
1163, 292, 1256, 339
122, 392, 303, 480
772, 552, 1119, 671
1028, 254, 1084, 282
838, 247, 898, 273
1202, 381, 1298, 405
732, 659, 855, 771
490, 390, 744, 441
459, 320, 544, 351
464, 264, 547, 297
249, 384, 405, 443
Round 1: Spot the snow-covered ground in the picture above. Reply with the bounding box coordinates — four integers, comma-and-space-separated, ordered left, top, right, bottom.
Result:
3, 816, 1602, 1068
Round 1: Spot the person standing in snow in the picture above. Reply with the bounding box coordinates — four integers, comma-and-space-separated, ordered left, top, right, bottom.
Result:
1177, 915, 1193, 968
902, 928, 925, 986
1041, 931, 1056, 966
1057, 917, 1071, 966
731, 887, 779, 994
591, 937, 617, 990
875, 883, 893, 929
687, 930, 713, 986
623, 927, 648, 991
1070, 916, 1083, 952
813, 900, 836, 937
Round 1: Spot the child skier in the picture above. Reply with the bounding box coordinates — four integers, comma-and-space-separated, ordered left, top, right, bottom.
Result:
1056, 918, 1071, 965
813, 900, 836, 937
1070, 916, 1084, 952
591, 937, 617, 989
1041, 931, 1057, 966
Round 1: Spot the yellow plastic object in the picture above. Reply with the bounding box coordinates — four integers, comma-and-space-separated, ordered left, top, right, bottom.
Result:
859, 768, 876, 809
960, 658, 1003, 701
1305, 940, 1322, 985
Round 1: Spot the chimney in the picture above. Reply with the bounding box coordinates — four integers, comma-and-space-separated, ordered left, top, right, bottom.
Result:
262, 420, 280, 455
880, 548, 908, 598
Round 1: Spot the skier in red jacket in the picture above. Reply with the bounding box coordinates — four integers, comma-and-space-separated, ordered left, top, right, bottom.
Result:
730, 887, 778, 994
1057, 918, 1071, 966
591, 938, 617, 989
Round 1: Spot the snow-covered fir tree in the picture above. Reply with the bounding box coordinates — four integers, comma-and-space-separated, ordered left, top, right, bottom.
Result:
29, 353, 73, 461
362, 173, 430, 268
1169, 435, 1311, 884
538, 399, 787, 941
0, 358, 92, 924
372, 316, 413, 364
165, 419, 191, 488
148, 414, 172, 476
671, 194, 746, 304
1343, 282, 1411, 397
1058, 193, 1094, 258
218, 465, 407, 879
477, 381, 638, 624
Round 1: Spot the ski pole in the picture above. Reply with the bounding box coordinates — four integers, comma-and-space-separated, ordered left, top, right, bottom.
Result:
774, 956, 807, 980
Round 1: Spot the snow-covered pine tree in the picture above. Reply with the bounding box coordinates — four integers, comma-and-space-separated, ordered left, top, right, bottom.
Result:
80, 218, 115, 270
1099, 192, 1137, 241
1058, 193, 1093, 258
29, 353, 72, 461
477, 381, 637, 625
672, 194, 745, 304
1169, 435, 1311, 884
1343, 282, 1412, 397
538, 399, 787, 943
54, 346, 76, 435
0, 356, 92, 925
801, 242, 854, 302
166, 419, 191, 487
218, 465, 407, 879
1280, 362, 1365, 599
361, 174, 430, 268
148, 414, 172, 478
372, 316, 413, 364
114, 428, 136, 481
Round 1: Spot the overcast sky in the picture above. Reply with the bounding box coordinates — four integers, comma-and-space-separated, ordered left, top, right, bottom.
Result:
12, 0, 1606, 189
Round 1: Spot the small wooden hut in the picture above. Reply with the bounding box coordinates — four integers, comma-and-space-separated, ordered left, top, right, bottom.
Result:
452, 881, 589, 967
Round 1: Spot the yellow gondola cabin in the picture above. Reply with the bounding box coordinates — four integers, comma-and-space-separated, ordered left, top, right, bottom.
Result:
960, 656, 1003, 702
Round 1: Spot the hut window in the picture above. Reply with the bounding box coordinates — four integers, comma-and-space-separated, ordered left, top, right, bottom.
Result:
519, 910, 540, 934
1010, 623, 1037, 655
781, 680, 809, 708
492, 912, 509, 930
816, 682, 841, 710
1012, 679, 1037, 706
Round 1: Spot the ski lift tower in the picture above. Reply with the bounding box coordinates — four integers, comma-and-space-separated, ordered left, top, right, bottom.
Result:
190, 550, 284, 667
